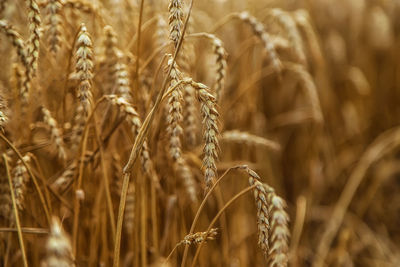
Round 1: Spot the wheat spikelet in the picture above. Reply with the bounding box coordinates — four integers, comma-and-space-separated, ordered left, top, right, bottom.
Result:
45, 0, 63, 54
237, 11, 282, 74
25, 0, 41, 76
75, 24, 93, 114
168, 0, 183, 47
178, 228, 218, 246
11, 155, 31, 211
42, 107, 67, 161
221, 130, 281, 151
267, 190, 290, 267
43, 216, 75, 267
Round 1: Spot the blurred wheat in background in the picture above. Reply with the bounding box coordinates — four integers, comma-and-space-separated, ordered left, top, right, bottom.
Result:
0, 0, 400, 266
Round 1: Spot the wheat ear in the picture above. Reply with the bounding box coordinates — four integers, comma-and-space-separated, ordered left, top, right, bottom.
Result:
237, 11, 282, 74
0, 164, 11, 220
70, 24, 94, 151
222, 130, 281, 151
269, 9, 306, 65
25, 0, 41, 76
0, 85, 8, 130
166, 56, 184, 161
244, 166, 290, 266
45, 0, 63, 54
75, 24, 93, 114
0, 20, 29, 68
11, 155, 31, 211
267, 189, 290, 267
42, 107, 67, 161
168, 0, 183, 47
178, 228, 218, 245
44, 216, 75, 267
105, 95, 160, 188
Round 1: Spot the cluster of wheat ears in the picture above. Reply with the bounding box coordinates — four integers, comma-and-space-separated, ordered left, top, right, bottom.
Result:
1, 0, 400, 266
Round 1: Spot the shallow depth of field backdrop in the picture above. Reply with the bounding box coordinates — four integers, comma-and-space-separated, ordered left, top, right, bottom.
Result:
0, 0, 400, 266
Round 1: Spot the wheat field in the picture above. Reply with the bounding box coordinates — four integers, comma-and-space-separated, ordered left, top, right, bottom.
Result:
0, 0, 400, 266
